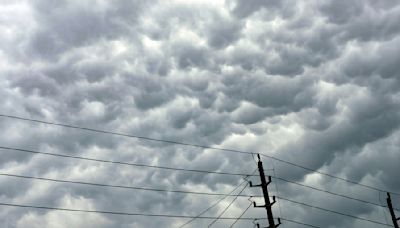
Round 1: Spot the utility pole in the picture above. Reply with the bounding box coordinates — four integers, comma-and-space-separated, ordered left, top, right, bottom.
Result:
387, 192, 399, 228
250, 154, 280, 228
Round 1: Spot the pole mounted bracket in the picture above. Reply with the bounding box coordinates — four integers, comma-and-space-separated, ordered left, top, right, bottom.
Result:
249, 181, 262, 187
269, 196, 276, 207
253, 196, 276, 208
255, 223, 266, 228
259, 218, 281, 228
276, 218, 281, 227
250, 176, 271, 187
266, 176, 272, 186
267, 218, 281, 228
253, 202, 266, 208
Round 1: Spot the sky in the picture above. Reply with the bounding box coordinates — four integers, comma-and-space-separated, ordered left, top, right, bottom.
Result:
1, 0, 400, 227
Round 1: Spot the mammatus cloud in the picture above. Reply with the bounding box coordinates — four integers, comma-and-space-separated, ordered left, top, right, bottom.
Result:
1, 0, 400, 227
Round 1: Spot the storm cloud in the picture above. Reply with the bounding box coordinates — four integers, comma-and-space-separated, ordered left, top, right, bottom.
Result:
1, 0, 400, 227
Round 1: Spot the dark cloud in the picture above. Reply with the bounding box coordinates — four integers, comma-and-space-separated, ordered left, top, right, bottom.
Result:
26, 0, 148, 59
206, 16, 242, 49
1, 0, 400, 227
230, 0, 286, 19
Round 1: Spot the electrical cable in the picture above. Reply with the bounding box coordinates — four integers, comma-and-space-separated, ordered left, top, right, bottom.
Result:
178, 181, 247, 227
0, 146, 257, 177
0, 173, 261, 198
277, 196, 393, 227
1, 114, 398, 196
0, 114, 254, 155
179, 169, 257, 227
0, 202, 265, 220
207, 183, 249, 227
272, 162, 285, 228
3, 144, 397, 211
379, 191, 390, 225
280, 218, 322, 228
271, 175, 400, 211
260, 154, 399, 196
228, 201, 253, 228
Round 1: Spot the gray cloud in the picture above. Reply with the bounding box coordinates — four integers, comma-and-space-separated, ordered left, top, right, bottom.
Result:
1, 0, 400, 227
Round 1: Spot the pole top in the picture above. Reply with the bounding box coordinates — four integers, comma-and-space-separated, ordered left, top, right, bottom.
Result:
257, 154, 261, 161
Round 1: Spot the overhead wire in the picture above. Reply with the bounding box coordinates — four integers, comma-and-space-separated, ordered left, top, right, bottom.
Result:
2, 145, 397, 212
277, 196, 393, 227
228, 201, 253, 228
2, 114, 399, 227
1, 114, 398, 196
259, 154, 399, 196
271, 162, 285, 228
0, 202, 265, 220
179, 169, 257, 227
2, 146, 399, 227
379, 191, 390, 226
0, 146, 258, 177
178, 181, 247, 227
279, 218, 322, 228
0, 173, 261, 198
270, 175, 400, 211
207, 183, 250, 227
0, 114, 254, 155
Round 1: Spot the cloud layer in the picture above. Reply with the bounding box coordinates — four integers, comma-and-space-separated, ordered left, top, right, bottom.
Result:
1, 0, 400, 227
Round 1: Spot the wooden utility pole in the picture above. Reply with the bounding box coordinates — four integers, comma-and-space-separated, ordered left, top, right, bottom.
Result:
251, 154, 280, 228
387, 192, 399, 228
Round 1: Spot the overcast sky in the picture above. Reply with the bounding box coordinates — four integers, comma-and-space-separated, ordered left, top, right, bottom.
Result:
1, 0, 400, 227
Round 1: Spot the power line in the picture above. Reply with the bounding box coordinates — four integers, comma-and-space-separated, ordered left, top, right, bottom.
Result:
0, 114, 254, 155
0, 146, 257, 177
271, 176, 400, 211
0, 173, 261, 198
0, 202, 265, 220
1, 113, 398, 196
1, 114, 397, 226
178, 182, 247, 228
179, 170, 257, 227
277, 196, 393, 227
272, 162, 285, 228
229, 202, 253, 228
208, 183, 249, 227
3, 144, 396, 211
379, 191, 391, 226
280, 218, 322, 228
260, 154, 399, 196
